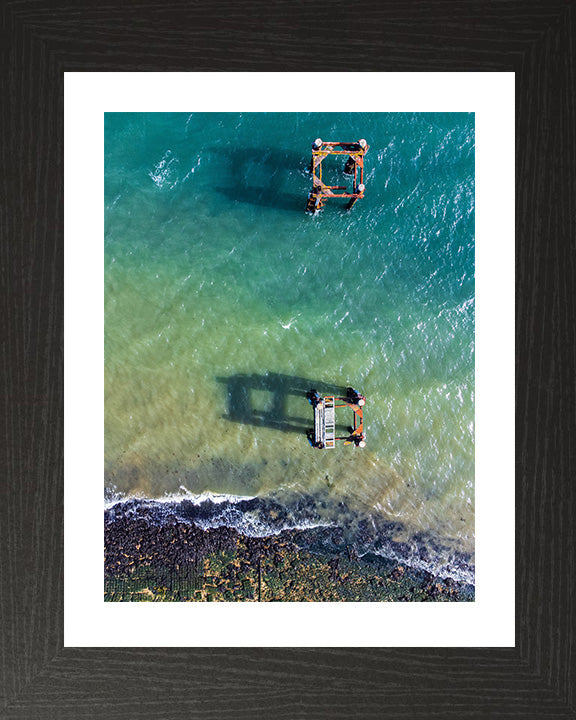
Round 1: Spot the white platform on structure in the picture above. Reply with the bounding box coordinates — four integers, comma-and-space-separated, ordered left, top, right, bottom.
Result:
314, 396, 335, 448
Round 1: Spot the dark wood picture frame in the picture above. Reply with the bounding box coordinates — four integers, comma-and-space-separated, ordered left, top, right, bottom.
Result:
1, 1, 574, 717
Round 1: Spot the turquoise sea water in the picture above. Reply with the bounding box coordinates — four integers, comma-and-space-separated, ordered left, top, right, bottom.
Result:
104, 112, 475, 581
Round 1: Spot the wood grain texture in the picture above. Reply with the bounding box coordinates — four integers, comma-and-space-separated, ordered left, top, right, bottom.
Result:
1, 0, 574, 717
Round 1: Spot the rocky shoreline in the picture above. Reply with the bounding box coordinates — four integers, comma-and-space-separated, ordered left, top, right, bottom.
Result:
104, 505, 475, 602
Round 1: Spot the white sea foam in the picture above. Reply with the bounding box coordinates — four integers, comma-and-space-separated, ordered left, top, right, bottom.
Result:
148, 150, 179, 189
104, 488, 256, 510
368, 545, 475, 586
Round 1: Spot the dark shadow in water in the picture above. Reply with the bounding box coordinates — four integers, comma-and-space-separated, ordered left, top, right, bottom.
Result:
213, 147, 309, 213
215, 373, 348, 435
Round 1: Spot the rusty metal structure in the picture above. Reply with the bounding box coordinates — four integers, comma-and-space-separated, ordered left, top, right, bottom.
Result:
307, 387, 366, 449
306, 138, 369, 213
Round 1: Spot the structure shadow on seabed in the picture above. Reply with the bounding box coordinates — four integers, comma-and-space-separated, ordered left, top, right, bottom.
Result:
215, 373, 348, 435
214, 147, 306, 212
